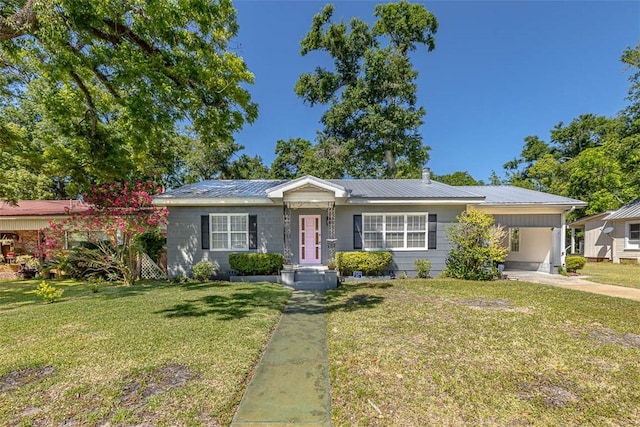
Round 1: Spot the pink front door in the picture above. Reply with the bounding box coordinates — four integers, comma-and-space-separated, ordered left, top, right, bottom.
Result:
299, 215, 321, 264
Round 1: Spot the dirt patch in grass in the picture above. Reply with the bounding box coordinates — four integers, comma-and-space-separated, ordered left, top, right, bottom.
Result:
590, 329, 640, 348
120, 363, 194, 409
453, 298, 531, 313
519, 380, 580, 408
565, 326, 640, 348
0, 365, 55, 392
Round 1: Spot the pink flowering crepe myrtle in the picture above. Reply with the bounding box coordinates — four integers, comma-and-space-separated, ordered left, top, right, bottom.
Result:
41, 181, 167, 260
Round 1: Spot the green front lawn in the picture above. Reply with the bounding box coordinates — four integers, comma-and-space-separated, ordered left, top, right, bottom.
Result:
581, 262, 640, 289
326, 279, 640, 426
0, 279, 291, 426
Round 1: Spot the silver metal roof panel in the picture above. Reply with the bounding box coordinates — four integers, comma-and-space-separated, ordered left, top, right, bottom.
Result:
330, 179, 483, 199
155, 180, 285, 199
606, 197, 640, 220
457, 186, 587, 206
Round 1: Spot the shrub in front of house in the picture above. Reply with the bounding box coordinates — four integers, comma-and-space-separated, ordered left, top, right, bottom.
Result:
335, 251, 392, 276
414, 259, 432, 278
192, 260, 218, 281
565, 256, 586, 273
228, 253, 284, 275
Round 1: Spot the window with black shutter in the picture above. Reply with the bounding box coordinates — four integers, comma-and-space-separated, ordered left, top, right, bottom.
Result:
353, 214, 362, 249
428, 214, 437, 249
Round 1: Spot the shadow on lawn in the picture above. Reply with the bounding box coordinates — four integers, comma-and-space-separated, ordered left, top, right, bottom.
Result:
325, 281, 391, 312
156, 284, 289, 320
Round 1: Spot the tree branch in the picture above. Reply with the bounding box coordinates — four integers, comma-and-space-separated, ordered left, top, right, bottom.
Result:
0, 0, 37, 41
70, 70, 97, 141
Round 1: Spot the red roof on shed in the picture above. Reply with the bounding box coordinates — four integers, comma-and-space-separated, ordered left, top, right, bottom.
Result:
0, 200, 89, 216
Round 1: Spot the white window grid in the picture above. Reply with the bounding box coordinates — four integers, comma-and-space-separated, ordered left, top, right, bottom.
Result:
363, 213, 428, 250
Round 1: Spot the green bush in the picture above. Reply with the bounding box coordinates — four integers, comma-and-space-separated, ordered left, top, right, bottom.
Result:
228, 253, 284, 275
34, 280, 63, 303
565, 256, 586, 273
415, 259, 432, 278
192, 260, 218, 281
444, 209, 507, 281
335, 251, 393, 276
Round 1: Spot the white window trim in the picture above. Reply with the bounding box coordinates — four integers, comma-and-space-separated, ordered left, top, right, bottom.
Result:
625, 221, 640, 250
362, 212, 428, 251
209, 213, 249, 252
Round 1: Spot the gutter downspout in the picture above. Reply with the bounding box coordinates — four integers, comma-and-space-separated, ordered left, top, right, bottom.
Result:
560, 206, 577, 271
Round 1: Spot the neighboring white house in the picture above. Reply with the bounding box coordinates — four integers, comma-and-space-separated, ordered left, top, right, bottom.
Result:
153, 172, 586, 283
567, 211, 615, 261
569, 197, 640, 264
603, 198, 640, 264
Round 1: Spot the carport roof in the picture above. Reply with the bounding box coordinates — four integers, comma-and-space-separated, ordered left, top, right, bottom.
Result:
457, 186, 587, 206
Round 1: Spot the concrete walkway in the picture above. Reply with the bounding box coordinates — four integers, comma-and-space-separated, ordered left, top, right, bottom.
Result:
505, 270, 640, 302
232, 291, 331, 426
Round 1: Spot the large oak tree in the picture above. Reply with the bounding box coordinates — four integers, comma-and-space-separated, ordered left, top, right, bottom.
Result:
295, 1, 438, 178
0, 0, 257, 200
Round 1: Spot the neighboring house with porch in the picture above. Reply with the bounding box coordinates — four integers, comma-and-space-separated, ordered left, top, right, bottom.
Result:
153, 172, 585, 282
573, 198, 640, 264
566, 211, 615, 261
0, 200, 88, 261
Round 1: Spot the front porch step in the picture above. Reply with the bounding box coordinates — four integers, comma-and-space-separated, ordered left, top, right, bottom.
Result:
281, 266, 338, 291
293, 281, 335, 291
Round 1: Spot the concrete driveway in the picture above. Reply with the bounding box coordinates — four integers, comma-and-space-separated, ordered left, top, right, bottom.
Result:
504, 270, 640, 302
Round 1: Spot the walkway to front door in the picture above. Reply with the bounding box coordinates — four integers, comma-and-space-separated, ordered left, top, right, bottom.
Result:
299, 215, 321, 264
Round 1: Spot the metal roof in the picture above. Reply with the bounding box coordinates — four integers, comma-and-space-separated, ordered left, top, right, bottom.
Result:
155, 180, 587, 207
329, 179, 483, 199
155, 179, 484, 201
457, 186, 587, 206
154, 180, 286, 199
606, 197, 640, 220
0, 200, 89, 216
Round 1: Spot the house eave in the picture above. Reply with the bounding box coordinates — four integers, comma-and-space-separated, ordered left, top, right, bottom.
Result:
476, 203, 586, 214
346, 198, 484, 205
152, 197, 276, 206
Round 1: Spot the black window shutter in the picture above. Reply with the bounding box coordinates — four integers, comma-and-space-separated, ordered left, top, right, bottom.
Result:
249, 215, 258, 250
201, 215, 210, 249
353, 214, 363, 249
428, 214, 437, 249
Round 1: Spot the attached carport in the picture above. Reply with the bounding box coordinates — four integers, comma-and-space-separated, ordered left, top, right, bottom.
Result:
458, 186, 587, 274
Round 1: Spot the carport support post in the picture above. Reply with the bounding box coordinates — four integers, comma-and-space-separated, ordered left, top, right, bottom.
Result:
551, 226, 563, 274
561, 211, 567, 264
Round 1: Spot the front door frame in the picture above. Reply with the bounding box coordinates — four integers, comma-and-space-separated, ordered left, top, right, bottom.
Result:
299, 214, 322, 265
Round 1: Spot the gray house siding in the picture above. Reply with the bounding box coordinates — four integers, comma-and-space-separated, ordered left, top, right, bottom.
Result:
166, 206, 284, 278
493, 214, 561, 228
335, 205, 464, 276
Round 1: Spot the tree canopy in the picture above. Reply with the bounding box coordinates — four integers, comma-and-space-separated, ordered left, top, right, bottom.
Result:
0, 0, 257, 200
503, 43, 640, 217
295, 1, 438, 178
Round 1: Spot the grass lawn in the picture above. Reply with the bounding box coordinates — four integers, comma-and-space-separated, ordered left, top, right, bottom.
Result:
326, 279, 640, 426
0, 278, 291, 426
581, 262, 640, 289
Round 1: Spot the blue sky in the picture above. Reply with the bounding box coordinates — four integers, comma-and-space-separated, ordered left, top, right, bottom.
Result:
231, 1, 640, 182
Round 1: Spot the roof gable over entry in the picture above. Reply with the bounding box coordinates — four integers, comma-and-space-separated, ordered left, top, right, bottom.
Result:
266, 176, 349, 199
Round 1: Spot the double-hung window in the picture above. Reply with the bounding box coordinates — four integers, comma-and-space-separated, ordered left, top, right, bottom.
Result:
210, 214, 248, 250
362, 213, 427, 250
626, 222, 640, 250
